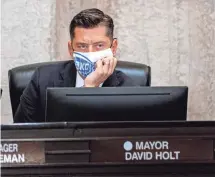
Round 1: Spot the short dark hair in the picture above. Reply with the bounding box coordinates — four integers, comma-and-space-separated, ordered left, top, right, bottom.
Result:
69, 8, 114, 40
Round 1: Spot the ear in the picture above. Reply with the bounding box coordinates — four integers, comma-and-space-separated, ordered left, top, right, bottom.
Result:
111, 38, 118, 56
68, 41, 74, 57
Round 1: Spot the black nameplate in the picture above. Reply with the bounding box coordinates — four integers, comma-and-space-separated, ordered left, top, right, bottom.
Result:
91, 138, 214, 163
0, 142, 45, 165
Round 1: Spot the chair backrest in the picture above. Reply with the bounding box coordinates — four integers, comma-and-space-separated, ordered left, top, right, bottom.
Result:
8, 60, 151, 116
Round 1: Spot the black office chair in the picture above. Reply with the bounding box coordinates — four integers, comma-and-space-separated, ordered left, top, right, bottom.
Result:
8, 60, 151, 117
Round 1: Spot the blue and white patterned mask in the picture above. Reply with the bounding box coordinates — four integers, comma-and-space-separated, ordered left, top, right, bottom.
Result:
73, 48, 113, 78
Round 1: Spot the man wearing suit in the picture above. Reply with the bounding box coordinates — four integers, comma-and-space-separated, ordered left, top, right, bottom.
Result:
14, 8, 136, 123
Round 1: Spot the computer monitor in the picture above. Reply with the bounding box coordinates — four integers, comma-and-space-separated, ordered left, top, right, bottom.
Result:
45, 87, 188, 122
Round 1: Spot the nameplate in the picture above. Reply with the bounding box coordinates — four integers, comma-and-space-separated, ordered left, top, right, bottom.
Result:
1, 139, 214, 165
0, 142, 45, 165
90, 139, 214, 163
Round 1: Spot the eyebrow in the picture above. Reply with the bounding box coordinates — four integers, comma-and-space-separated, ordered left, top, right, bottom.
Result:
75, 41, 106, 45
76, 42, 88, 45
93, 41, 106, 44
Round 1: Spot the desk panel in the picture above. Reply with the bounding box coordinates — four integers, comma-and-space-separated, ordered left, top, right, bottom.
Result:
1, 121, 215, 176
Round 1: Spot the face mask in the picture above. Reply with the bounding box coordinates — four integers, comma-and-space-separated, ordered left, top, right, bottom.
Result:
73, 48, 113, 78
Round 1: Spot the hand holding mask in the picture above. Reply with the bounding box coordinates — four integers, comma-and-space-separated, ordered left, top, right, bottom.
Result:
84, 56, 117, 87
73, 48, 117, 87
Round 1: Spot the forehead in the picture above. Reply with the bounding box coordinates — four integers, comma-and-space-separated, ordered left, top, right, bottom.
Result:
73, 26, 110, 43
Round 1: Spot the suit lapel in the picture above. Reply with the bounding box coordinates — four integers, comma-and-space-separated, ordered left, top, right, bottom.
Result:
103, 70, 121, 87
54, 61, 77, 87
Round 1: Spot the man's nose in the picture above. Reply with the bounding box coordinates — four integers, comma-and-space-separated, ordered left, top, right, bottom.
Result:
88, 45, 96, 52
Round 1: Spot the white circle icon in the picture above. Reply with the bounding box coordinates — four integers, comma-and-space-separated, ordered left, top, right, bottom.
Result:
123, 141, 133, 151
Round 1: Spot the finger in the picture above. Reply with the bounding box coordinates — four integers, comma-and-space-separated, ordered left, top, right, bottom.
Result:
108, 58, 114, 75
102, 57, 110, 65
96, 59, 104, 77
102, 58, 110, 77
95, 59, 103, 69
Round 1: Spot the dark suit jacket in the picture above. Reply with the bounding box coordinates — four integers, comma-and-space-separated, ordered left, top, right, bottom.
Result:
14, 61, 136, 123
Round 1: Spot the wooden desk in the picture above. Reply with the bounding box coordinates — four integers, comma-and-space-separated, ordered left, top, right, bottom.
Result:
1, 121, 215, 176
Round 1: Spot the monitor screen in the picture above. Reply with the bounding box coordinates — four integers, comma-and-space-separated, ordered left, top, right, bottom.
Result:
45, 87, 188, 122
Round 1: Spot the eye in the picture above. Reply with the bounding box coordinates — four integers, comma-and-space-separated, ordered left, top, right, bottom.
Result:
78, 45, 87, 49
96, 43, 104, 48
